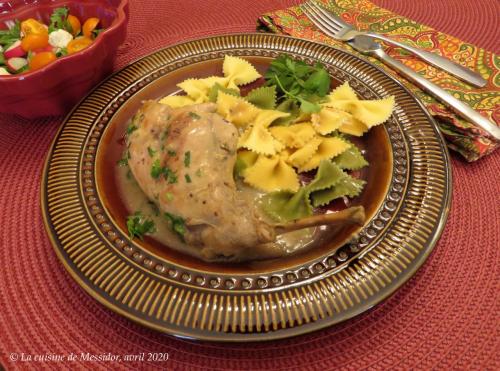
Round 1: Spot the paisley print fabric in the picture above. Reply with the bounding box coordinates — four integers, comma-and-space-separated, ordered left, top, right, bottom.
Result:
258, 0, 499, 161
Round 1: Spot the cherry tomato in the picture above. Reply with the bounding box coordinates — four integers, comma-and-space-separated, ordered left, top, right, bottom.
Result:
66, 37, 93, 54
32, 45, 55, 54
21, 33, 49, 52
82, 17, 100, 39
29, 51, 57, 71
21, 18, 48, 37
67, 14, 81, 36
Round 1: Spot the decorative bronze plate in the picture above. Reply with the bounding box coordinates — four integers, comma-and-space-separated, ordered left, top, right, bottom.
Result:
41, 34, 451, 341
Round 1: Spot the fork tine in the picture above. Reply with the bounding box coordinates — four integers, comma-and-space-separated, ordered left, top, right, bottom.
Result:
303, 2, 344, 33
306, 1, 350, 29
301, 2, 342, 36
301, 7, 337, 37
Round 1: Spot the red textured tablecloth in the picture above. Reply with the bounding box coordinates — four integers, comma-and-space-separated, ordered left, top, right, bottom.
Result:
1, 0, 499, 369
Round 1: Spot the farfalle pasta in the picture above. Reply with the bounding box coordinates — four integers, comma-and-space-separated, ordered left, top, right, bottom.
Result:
311, 107, 348, 135
243, 154, 300, 192
223, 55, 261, 90
298, 137, 351, 173
178, 77, 228, 103
262, 160, 347, 222
311, 175, 366, 207
253, 109, 290, 128
245, 86, 277, 109
324, 82, 395, 128
238, 124, 284, 155
269, 123, 316, 149
159, 55, 262, 108
332, 145, 369, 170
156, 55, 395, 222
337, 115, 369, 137
287, 137, 322, 168
237, 109, 289, 155
216, 91, 260, 127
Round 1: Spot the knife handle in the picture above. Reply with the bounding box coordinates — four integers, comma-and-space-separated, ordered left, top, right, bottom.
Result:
373, 48, 500, 141
366, 33, 487, 88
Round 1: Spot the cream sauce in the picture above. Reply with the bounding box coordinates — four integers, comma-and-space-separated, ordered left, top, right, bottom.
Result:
116, 161, 332, 261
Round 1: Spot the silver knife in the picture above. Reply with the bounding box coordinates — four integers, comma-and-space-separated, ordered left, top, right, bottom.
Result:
359, 32, 487, 88
349, 35, 500, 141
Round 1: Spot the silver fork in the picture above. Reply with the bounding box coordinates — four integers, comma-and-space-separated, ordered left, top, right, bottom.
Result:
301, 1, 487, 88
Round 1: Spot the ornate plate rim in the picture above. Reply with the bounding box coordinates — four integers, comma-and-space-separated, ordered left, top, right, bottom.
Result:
41, 33, 452, 341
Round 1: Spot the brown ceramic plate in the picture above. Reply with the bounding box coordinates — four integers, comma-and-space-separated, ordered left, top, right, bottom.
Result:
41, 34, 451, 341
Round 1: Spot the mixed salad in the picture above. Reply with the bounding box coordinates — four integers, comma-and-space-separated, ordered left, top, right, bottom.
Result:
0, 7, 104, 75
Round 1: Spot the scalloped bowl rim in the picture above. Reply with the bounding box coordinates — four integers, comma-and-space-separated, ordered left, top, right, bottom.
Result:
0, 0, 129, 81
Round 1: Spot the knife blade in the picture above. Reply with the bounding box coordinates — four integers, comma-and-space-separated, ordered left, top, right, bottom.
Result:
349, 35, 500, 141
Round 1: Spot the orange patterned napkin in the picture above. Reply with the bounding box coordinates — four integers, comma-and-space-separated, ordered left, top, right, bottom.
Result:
258, 0, 499, 161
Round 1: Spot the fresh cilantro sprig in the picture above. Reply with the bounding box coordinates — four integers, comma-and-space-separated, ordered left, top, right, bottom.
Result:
48, 7, 71, 33
264, 55, 331, 113
126, 212, 156, 240
0, 20, 21, 48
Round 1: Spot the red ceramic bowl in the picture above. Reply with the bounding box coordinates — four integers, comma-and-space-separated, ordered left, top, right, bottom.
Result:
0, 0, 129, 118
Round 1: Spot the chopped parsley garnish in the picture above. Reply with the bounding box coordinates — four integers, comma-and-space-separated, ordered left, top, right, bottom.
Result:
185, 174, 192, 183
165, 192, 174, 201
117, 150, 130, 167
166, 171, 178, 184
127, 113, 143, 136
127, 124, 138, 135
150, 159, 177, 183
150, 159, 163, 179
184, 151, 191, 167
147, 146, 157, 157
126, 212, 156, 240
167, 149, 177, 157
160, 129, 169, 141
195, 169, 202, 177
164, 212, 186, 241
188, 112, 201, 120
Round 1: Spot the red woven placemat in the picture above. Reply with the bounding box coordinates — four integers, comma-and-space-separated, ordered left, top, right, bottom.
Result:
1, 0, 499, 369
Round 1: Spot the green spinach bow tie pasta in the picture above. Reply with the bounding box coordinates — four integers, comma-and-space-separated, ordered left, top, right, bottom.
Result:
122, 55, 394, 262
